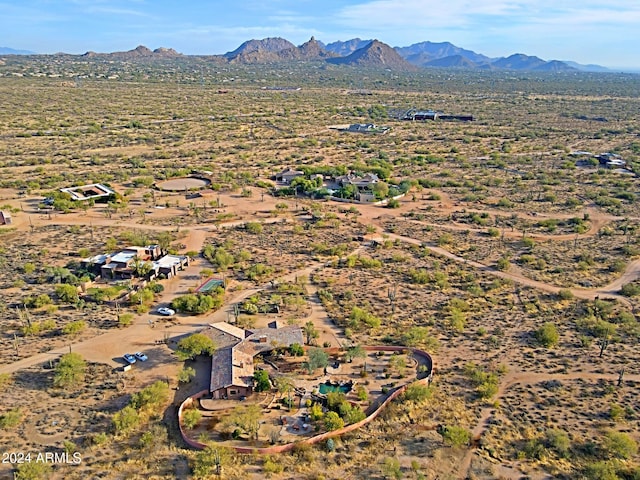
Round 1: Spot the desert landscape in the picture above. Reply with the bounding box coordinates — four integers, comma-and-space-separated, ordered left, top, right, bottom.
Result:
0, 52, 639, 480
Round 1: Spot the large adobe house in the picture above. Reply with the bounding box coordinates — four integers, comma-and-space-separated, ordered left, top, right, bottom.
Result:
81, 245, 189, 280
202, 322, 303, 400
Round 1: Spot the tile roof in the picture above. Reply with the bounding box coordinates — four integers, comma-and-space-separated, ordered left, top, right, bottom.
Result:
207, 324, 303, 393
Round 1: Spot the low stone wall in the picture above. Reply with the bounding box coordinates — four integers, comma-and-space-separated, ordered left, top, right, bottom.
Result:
178, 346, 434, 453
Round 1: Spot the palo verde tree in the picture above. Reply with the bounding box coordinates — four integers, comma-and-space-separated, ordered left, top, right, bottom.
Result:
345, 344, 366, 363
253, 369, 271, 392
54, 352, 86, 388
303, 320, 319, 345
306, 347, 329, 374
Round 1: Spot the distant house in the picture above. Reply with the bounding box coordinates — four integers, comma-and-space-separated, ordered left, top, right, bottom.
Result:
345, 123, 390, 134
336, 172, 380, 189
81, 253, 114, 275
100, 249, 144, 279
402, 109, 473, 122
408, 110, 439, 121
356, 192, 376, 203
597, 152, 626, 168
82, 244, 162, 279
348, 123, 376, 132
275, 168, 305, 184
0, 210, 12, 225
204, 322, 303, 400
60, 183, 116, 202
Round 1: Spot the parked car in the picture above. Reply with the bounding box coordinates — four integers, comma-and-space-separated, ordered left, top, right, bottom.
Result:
123, 353, 137, 364
157, 307, 175, 316
134, 352, 148, 362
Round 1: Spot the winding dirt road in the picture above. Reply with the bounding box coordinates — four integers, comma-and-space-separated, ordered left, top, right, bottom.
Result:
3, 188, 640, 479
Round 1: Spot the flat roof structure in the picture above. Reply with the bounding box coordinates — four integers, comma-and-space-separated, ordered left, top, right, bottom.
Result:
110, 250, 139, 264
154, 254, 188, 269
60, 183, 115, 201
82, 253, 112, 265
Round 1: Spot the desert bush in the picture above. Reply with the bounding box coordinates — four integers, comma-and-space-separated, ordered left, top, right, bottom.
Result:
603, 430, 638, 459
55, 283, 79, 304
0, 408, 22, 429
441, 425, 471, 447
534, 322, 560, 348
182, 408, 202, 429
620, 283, 640, 297
112, 405, 141, 435
178, 366, 196, 383
62, 320, 86, 336
463, 363, 499, 399
24, 294, 52, 308
0, 373, 12, 388
545, 428, 571, 458
130, 381, 170, 413
349, 306, 381, 329
289, 343, 304, 356
118, 313, 134, 327
403, 384, 434, 403
15, 462, 52, 480
324, 411, 344, 431
557, 289, 574, 300
54, 352, 86, 388
496, 257, 511, 271
172, 292, 223, 314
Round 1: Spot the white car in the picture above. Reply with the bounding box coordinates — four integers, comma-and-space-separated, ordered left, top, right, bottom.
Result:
134, 352, 148, 362
157, 307, 175, 316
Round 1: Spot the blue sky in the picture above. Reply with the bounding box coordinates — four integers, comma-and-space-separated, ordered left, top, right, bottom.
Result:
2, 0, 639, 69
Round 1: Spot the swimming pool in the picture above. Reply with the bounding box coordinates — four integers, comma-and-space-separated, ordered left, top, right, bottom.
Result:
318, 381, 352, 395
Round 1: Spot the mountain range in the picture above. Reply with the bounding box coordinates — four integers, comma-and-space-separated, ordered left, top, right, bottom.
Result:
0, 46, 36, 55
1, 38, 608, 72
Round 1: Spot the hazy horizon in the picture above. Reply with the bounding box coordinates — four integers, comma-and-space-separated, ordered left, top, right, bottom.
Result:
2, 1, 639, 70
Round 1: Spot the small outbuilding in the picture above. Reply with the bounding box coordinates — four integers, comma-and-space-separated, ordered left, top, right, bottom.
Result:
0, 210, 12, 225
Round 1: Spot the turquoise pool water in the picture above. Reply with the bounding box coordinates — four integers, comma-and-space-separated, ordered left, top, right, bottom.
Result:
318, 383, 351, 395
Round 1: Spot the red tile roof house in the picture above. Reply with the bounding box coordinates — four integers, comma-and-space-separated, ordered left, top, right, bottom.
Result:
203, 322, 303, 400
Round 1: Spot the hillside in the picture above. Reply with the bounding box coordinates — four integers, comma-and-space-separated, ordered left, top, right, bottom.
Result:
81, 45, 181, 60
327, 39, 418, 71
6, 36, 609, 72
223, 37, 295, 61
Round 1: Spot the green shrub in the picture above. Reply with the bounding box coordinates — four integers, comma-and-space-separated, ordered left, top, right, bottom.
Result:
0, 408, 22, 429
441, 425, 471, 447
182, 408, 202, 429
535, 322, 560, 348
620, 283, 640, 297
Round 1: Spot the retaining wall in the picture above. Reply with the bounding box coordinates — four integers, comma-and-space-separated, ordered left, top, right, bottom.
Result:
178, 346, 433, 453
